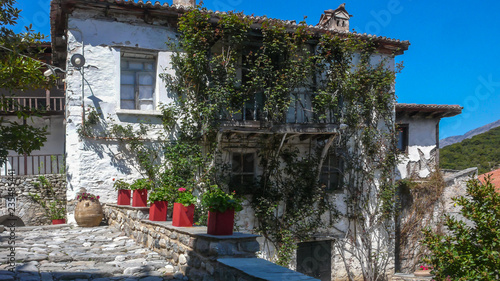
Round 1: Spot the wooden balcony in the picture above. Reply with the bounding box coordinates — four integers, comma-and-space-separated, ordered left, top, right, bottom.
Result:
1, 154, 64, 176
0, 96, 65, 114
219, 93, 340, 136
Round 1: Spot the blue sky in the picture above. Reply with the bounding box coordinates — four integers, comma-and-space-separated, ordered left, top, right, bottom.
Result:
13, 0, 500, 139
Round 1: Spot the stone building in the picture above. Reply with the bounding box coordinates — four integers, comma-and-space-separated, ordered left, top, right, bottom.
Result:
0, 0, 460, 279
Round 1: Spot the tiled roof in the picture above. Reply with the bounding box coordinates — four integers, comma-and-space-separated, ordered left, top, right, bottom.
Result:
396, 103, 463, 119
50, 0, 410, 50
479, 168, 500, 192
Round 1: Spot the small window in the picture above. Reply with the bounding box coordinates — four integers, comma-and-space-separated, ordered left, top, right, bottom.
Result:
320, 152, 343, 192
396, 124, 409, 153
230, 152, 255, 192
120, 52, 156, 110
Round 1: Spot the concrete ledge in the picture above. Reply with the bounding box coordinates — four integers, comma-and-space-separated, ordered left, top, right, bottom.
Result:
218, 258, 319, 281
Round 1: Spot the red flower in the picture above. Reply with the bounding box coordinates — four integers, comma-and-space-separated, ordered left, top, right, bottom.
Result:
178, 187, 186, 192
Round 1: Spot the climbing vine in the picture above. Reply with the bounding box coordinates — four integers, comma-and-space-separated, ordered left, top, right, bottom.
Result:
79, 6, 403, 279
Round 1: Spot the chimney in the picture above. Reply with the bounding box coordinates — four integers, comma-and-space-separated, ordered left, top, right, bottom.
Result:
173, 0, 196, 7
317, 3, 352, 32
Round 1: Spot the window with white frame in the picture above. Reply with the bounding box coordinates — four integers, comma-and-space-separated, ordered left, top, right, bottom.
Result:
120, 52, 156, 110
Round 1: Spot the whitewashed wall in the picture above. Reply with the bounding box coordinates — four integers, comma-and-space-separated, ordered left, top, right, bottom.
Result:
64, 9, 177, 205
396, 116, 439, 179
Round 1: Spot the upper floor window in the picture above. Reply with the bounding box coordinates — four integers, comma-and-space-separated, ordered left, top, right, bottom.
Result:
120, 52, 156, 110
320, 151, 343, 192
396, 124, 409, 153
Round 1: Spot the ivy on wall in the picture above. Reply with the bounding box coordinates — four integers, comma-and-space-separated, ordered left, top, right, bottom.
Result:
79, 6, 403, 279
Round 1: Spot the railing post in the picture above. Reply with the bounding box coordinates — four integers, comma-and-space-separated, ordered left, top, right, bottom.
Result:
46, 89, 51, 110
23, 153, 27, 175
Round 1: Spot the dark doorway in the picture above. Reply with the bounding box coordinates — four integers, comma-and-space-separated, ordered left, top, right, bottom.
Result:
297, 240, 332, 281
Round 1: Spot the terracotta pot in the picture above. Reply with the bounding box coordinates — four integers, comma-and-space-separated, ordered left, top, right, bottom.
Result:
75, 200, 103, 227
132, 189, 148, 207
52, 219, 66, 225
149, 201, 168, 221
117, 189, 131, 205
207, 209, 235, 235
172, 203, 195, 227
414, 270, 432, 277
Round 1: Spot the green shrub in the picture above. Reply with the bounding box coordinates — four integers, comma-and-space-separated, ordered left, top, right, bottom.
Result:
421, 176, 500, 280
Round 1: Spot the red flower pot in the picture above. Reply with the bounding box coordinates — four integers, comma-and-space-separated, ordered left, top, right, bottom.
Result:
132, 189, 148, 207
172, 203, 195, 227
207, 209, 235, 235
149, 201, 168, 221
52, 219, 65, 225
117, 189, 131, 205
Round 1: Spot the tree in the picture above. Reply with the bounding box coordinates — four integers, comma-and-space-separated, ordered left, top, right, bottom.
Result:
0, 0, 50, 166
422, 176, 500, 280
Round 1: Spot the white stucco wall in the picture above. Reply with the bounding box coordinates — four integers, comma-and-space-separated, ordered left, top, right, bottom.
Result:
64, 9, 177, 203
396, 116, 439, 179
61, 7, 402, 279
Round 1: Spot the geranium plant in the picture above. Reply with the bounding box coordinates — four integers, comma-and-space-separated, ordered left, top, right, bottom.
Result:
201, 186, 243, 213
176, 187, 196, 206
113, 178, 130, 190
148, 186, 173, 203
130, 178, 153, 191
77, 192, 100, 202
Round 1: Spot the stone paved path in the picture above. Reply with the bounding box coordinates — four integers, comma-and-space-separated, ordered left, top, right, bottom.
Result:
0, 225, 185, 281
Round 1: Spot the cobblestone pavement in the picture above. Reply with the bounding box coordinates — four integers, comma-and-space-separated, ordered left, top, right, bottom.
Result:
0, 225, 185, 281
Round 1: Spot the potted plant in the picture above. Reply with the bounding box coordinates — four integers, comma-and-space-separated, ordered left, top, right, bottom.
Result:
202, 186, 243, 235
130, 178, 152, 207
414, 265, 433, 277
172, 187, 196, 227
75, 192, 103, 227
48, 201, 66, 224
148, 187, 171, 221
29, 176, 66, 225
113, 178, 131, 205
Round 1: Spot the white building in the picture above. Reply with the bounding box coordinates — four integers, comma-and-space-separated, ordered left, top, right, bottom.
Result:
47, 0, 462, 279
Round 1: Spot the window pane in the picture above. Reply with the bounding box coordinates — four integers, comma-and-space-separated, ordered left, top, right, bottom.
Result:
138, 73, 154, 85
138, 86, 154, 100
128, 61, 143, 70
139, 101, 154, 110
121, 100, 135, 109
121, 85, 135, 100
242, 153, 254, 173
121, 72, 135, 85
232, 153, 242, 173
145, 63, 154, 70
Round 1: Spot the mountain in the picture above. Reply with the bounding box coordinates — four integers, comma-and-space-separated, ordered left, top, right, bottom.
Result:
440, 126, 500, 174
440, 119, 500, 147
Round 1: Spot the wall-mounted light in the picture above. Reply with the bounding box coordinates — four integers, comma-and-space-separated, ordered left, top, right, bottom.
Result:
70, 54, 85, 69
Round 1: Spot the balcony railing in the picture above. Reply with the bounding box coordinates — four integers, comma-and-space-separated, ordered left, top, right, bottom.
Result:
0, 96, 65, 112
1, 154, 64, 176
222, 93, 340, 124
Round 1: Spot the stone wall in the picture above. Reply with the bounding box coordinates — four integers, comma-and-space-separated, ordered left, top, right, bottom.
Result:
103, 204, 319, 281
396, 167, 477, 273
0, 174, 66, 226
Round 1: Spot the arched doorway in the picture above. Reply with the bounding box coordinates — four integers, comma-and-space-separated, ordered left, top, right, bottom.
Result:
0, 215, 25, 227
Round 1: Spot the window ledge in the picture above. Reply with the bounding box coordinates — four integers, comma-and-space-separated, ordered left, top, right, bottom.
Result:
116, 109, 162, 116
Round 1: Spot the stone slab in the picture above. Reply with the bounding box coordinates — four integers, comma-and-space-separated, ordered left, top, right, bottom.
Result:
218, 258, 319, 281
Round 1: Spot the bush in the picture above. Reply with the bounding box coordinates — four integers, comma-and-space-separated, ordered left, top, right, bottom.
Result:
421, 176, 500, 280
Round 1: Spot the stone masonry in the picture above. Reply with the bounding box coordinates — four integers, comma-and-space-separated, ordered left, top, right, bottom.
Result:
103, 204, 319, 281
0, 224, 184, 280
0, 174, 66, 226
